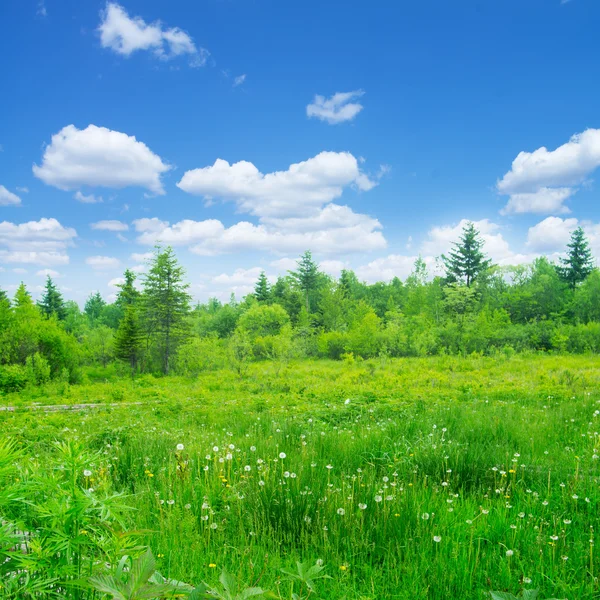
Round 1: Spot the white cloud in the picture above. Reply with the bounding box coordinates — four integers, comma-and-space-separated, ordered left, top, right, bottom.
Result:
133, 204, 386, 256
306, 90, 364, 124
233, 74, 246, 87
33, 124, 170, 195
500, 187, 574, 215
36, 269, 60, 277
0, 217, 76, 266
421, 219, 513, 263
86, 255, 121, 270
0, 185, 21, 206
75, 191, 103, 204
355, 255, 433, 284
131, 264, 146, 273
177, 151, 376, 218
523, 216, 600, 258
91, 219, 129, 232
16, 187, 29, 193
108, 277, 125, 288
270, 257, 298, 271
130, 251, 153, 262
320, 260, 348, 279
98, 2, 209, 66
13, 268, 28, 274
212, 267, 271, 286
497, 129, 600, 214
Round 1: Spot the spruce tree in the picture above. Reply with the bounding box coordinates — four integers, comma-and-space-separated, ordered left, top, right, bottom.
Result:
0, 288, 8, 303
291, 250, 320, 311
558, 226, 594, 289
114, 305, 142, 376
38, 276, 66, 320
116, 269, 140, 308
442, 222, 492, 287
254, 271, 270, 302
84, 292, 106, 322
141, 246, 191, 374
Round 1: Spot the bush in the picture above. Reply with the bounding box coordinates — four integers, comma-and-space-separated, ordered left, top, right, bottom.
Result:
25, 352, 51, 385
0, 364, 28, 393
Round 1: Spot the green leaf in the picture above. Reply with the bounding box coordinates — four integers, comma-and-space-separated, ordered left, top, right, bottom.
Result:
490, 593, 519, 600
521, 591, 539, 600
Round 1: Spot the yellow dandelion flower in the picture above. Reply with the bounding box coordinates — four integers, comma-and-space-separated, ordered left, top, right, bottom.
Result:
209, 563, 217, 568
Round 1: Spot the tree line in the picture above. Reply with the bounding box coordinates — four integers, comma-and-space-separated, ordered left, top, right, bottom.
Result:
0, 223, 598, 390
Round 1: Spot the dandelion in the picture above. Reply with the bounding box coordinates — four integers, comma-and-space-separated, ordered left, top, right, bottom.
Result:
375, 495, 383, 503
337, 508, 345, 515
250, 446, 256, 452
176, 443, 184, 451
359, 503, 367, 510
339, 565, 347, 571
523, 577, 532, 584
344, 398, 351, 405
326, 464, 333, 470
210, 523, 218, 530
209, 563, 216, 568
563, 519, 571, 524
213, 446, 219, 452
184, 503, 191, 510
83, 469, 92, 477
433, 535, 442, 543
244, 465, 251, 472
279, 452, 286, 459
259, 480, 265, 486
421, 512, 430, 520
167, 499, 175, 505
506, 550, 514, 557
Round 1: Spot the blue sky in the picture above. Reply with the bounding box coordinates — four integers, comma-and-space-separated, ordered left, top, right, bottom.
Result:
1, 0, 600, 303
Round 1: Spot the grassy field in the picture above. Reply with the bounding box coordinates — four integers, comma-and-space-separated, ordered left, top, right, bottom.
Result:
1, 354, 599, 599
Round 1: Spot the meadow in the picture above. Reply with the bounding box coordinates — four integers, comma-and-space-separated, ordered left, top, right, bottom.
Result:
1, 354, 599, 599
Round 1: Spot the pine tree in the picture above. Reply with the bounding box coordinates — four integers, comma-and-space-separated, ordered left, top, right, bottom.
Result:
254, 271, 270, 302
142, 246, 191, 374
0, 287, 8, 304
114, 305, 142, 376
115, 269, 140, 308
291, 250, 320, 311
442, 222, 492, 287
84, 292, 106, 322
38, 276, 66, 319
558, 226, 594, 289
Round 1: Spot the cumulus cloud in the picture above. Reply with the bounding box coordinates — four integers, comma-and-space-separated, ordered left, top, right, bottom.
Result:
36, 269, 60, 277
98, 2, 209, 66
86, 255, 121, 270
133, 203, 386, 256
91, 220, 129, 232
75, 191, 103, 204
355, 255, 438, 284
306, 90, 364, 124
526, 216, 600, 259
0, 185, 21, 206
0, 218, 76, 266
497, 129, 600, 214
33, 124, 170, 195
177, 151, 376, 218
130, 251, 153, 262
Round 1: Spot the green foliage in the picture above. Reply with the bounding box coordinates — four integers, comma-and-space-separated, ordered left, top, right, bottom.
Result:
557, 226, 594, 289
141, 246, 192, 374
84, 291, 106, 323
238, 304, 290, 339
254, 271, 271, 303
443, 222, 492, 287
38, 276, 66, 320
114, 306, 143, 375
0, 364, 28, 393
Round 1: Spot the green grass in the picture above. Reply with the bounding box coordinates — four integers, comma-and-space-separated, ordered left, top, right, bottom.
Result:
1, 354, 599, 599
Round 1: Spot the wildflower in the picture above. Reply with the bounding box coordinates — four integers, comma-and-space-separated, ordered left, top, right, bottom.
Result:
339, 565, 347, 571
83, 469, 92, 477
210, 523, 218, 530
359, 503, 367, 510
176, 443, 184, 451
184, 503, 191, 509
523, 577, 532, 584
506, 550, 514, 557
561, 555, 569, 561
213, 446, 219, 452
259, 480, 265, 486
344, 398, 351, 405
316, 558, 324, 566
250, 446, 256, 452
550, 535, 559, 541
209, 563, 216, 568
433, 535, 442, 543
337, 508, 345, 515
481, 509, 489, 515
279, 452, 286, 459
374, 495, 383, 503
167, 499, 175, 505
563, 519, 571, 525
244, 465, 251, 472
326, 464, 333, 470
228, 444, 235, 450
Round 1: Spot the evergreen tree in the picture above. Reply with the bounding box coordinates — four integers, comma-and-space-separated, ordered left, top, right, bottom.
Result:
254, 271, 271, 302
114, 305, 142, 375
291, 250, 320, 311
38, 276, 66, 320
442, 222, 492, 287
0, 287, 8, 304
558, 226, 594, 289
142, 246, 191, 374
115, 269, 140, 307
84, 292, 106, 322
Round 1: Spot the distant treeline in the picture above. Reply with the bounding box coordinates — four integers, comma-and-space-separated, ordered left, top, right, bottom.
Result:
1, 222, 599, 390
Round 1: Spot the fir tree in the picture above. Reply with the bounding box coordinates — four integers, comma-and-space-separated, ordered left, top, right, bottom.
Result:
254, 271, 271, 303
142, 246, 191, 374
114, 305, 142, 376
558, 227, 594, 289
84, 292, 106, 322
442, 222, 492, 287
38, 276, 66, 320
115, 269, 140, 308
291, 250, 320, 311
